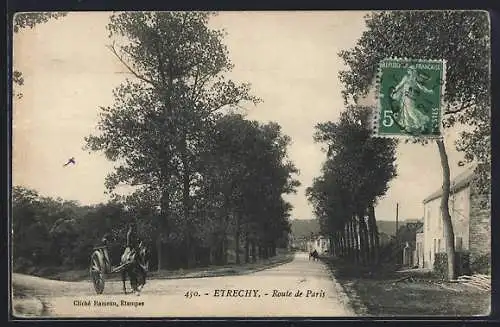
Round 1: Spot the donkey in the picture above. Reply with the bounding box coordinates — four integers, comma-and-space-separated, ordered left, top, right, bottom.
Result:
121, 241, 149, 295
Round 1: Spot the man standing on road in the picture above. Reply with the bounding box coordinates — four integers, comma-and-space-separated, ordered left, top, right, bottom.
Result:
123, 221, 147, 284
123, 222, 139, 262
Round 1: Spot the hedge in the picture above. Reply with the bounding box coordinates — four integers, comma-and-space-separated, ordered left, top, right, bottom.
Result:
470, 253, 491, 274
433, 251, 471, 280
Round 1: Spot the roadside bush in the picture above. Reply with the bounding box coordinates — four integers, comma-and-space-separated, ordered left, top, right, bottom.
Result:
470, 253, 490, 274
434, 251, 471, 279
12, 257, 34, 273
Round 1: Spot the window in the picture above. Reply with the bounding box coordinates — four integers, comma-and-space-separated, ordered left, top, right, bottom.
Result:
456, 237, 463, 251
433, 239, 437, 254
438, 239, 441, 252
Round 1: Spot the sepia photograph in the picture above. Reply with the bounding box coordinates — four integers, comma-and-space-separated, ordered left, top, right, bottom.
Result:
10, 10, 491, 318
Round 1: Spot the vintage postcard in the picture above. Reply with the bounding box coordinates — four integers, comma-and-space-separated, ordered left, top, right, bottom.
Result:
10, 10, 491, 318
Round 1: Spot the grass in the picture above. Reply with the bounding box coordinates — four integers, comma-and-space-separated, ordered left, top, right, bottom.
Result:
17, 251, 294, 282
322, 256, 491, 317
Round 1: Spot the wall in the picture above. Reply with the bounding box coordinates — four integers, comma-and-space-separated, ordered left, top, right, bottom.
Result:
423, 186, 470, 269
415, 232, 424, 268
468, 177, 491, 263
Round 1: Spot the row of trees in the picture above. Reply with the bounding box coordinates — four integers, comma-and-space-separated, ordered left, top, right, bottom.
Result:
306, 106, 397, 265
308, 11, 490, 279
13, 113, 298, 271
13, 12, 299, 272
12, 186, 133, 271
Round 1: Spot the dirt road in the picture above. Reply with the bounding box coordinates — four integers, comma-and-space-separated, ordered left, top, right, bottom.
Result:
12, 252, 355, 318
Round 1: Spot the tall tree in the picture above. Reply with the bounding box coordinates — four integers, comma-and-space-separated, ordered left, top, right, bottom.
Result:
84, 12, 259, 269
199, 114, 299, 263
307, 106, 397, 264
338, 11, 490, 279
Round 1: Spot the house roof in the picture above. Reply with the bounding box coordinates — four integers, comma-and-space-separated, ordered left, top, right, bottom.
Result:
423, 164, 477, 204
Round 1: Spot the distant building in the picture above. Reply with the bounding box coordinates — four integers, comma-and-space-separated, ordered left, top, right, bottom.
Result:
419, 165, 490, 269
414, 226, 424, 268
306, 234, 330, 254
396, 220, 423, 267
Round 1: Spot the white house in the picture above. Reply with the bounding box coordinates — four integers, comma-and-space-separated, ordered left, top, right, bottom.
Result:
307, 235, 330, 254
419, 165, 490, 269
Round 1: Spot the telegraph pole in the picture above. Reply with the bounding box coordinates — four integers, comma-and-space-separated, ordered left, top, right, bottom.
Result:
395, 202, 399, 239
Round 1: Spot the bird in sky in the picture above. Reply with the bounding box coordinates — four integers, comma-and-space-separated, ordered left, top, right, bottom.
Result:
63, 157, 76, 167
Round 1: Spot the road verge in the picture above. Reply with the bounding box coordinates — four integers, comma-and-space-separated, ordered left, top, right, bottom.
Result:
15, 252, 295, 282
11, 287, 46, 318
322, 256, 490, 317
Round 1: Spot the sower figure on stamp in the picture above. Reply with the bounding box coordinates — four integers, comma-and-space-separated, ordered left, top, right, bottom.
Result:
390, 65, 434, 134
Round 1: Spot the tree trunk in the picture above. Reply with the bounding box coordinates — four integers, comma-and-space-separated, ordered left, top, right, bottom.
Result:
367, 204, 379, 264
348, 222, 354, 262
336, 232, 341, 257
222, 233, 227, 265
436, 139, 456, 280
356, 216, 364, 264
158, 186, 170, 271
156, 236, 162, 272
244, 230, 250, 263
330, 234, 335, 256
344, 226, 350, 259
351, 218, 359, 263
340, 231, 346, 257
336, 232, 342, 257
209, 245, 214, 265
343, 226, 348, 259
217, 236, 224, 265
263, 242, 269, 259
251, 240, 257, 262
367, 217, 374, 264
235, 213, 240, 264
359, 213, 370, 265
180, 137, 195, 269
185, 233, 194, 269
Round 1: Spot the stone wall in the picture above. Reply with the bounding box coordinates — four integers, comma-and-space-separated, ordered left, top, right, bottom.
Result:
468, 176, 491, 264
415, 232, 424, 268
424, 186, 470, 269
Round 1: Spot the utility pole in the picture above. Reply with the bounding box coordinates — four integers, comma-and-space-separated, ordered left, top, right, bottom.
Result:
395, 202, 399, 239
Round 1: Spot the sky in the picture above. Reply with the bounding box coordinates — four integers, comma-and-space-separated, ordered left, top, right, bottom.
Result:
12, 11, 470, 222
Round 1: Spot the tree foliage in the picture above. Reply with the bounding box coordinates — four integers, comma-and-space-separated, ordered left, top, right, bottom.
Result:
13, 12, 68, 33
338, 10, 491, 189
12, 186, 129, 270
83, 12, 294, 269
307, 106, 397, 263
337, 10, 490, 278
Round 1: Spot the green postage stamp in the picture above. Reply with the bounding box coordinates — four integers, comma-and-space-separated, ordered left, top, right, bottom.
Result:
374, 58, 446, 138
